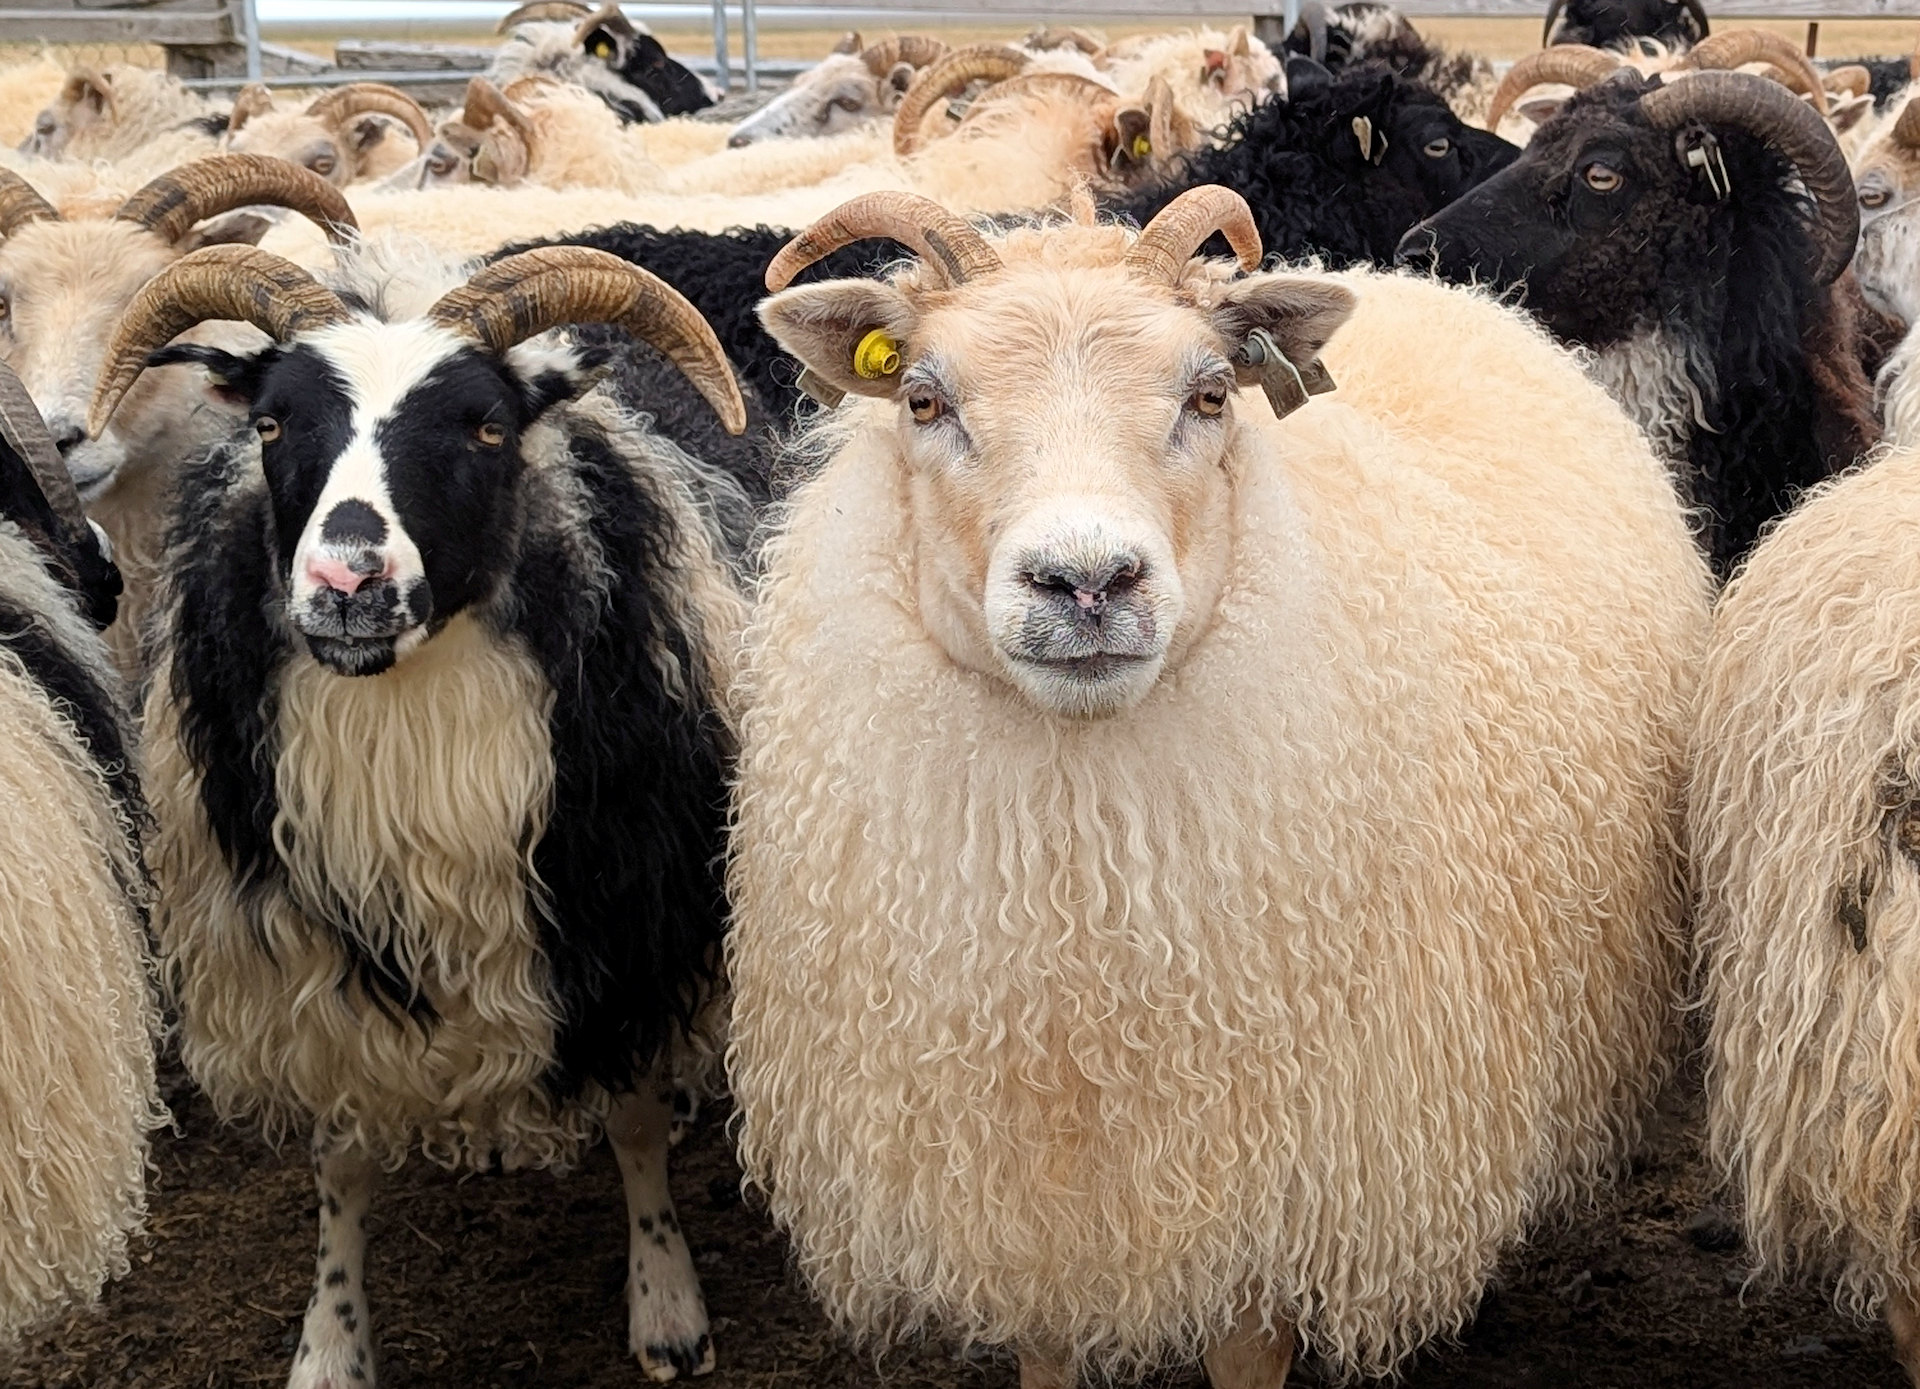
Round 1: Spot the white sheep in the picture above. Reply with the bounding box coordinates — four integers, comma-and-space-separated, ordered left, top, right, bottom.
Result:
1693, 443, 1920, 1389
726, 187, 1710, 1386
0, 361, 160, 1344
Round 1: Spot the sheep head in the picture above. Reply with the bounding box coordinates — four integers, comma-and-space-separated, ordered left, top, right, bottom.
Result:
225, 82, 434, 186
20, 69, 117, 159
405, 77, 538, 189
0, 155, 355, 504
1850, 96, 1920, 323
727, 34, 949, 146
1404, 71, 1858, 344
90, 243, 743, 676
759, 187, 1353, 719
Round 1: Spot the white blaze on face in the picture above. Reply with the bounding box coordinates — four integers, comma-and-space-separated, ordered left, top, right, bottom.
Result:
289, 319, 463, 655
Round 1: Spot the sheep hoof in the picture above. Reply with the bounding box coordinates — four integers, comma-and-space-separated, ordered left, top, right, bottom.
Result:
637, 1331, 714, 1380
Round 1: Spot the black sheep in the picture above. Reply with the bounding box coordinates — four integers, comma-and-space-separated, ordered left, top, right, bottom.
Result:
1544, 0, 1710, 50
1400, 71, 1873, 575
496, 63, 1518, 419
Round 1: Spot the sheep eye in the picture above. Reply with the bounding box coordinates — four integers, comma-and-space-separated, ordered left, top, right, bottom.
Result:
1423, 137, 1451, 158
475, 421, 507, 447
310, 154, 336, 176
908, 393, 943, 423
1863, 186, 1891, 209
255, 415, 281, 443
1583, 162, 1623, 194
833, 95, 864, 113
1190, 388, 1228, 417
0, 295, 10, 322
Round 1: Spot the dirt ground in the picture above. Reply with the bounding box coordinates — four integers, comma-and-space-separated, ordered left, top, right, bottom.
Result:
0, 1051, 1908, 1389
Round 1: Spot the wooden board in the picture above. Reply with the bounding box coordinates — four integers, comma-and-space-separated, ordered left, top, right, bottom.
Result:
0, 0, 236, 45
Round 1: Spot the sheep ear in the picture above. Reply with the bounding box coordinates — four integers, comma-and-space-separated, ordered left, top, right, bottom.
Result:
759, 280, 920, 402
148, 344, 276, 407
349, 115, 389, 152
175, 209, 277, 252
63, 71, 113, 122
1514, 96, 1566, 126
1211, 275, 1356, 418
505, 339, 604, 418
832, 30, 861, 54
885, 61, 915, 97
1829, 93, 1875, 134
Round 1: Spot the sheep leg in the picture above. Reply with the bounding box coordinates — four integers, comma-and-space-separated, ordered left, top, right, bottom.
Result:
1017, 1349, 1073, 1389
287, 1130, 380, 1389
1887, 1284, 1920, 1386
609, 1087, 713, 1381
1202, 1307, 1296, 1389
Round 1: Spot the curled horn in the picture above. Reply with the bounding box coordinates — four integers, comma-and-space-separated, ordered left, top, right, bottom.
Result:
1683, 29, 1829, 116
1821, 64, 1871, 99
1485, 45, 1623, 129
1541, 0, 1567, 47
227, 82, 276, 134
1681, 0, 1711, 42
0, 168, 59, 237
1640, 71, 1858, 284
427, 246, 745, 435
859, 35, 949, 75
0, 360, 89, 542
892, 44, 1030, 155
956, 72, 1118, 133
573, 2, 637, 47
1895, 93, 1920, 149
1147, 75, 1177, 162
1026, 25, 1104, 56
306, 83, 434, 153
87, 244, 352, 437
1293, 1, 1330, 63
113, 154, 356, 247
766, 190, 1003, 291
495, 0, 588, 32
1124, 184, 1262, 284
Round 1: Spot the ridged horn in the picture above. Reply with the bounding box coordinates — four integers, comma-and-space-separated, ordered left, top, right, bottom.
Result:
1026, 26, 1104, 56
956, 72, 1118, 132
307, 83, 434, 153
1683, 28, 1829, 116
1147, 75, 1177, 162
1640, 71, 1857, 284
1541, 0, 1567, 47
87, 244, 351, 437
1895, 92, 1920, 149
463, 75, 534, 137
0, 168, 59, 237
113, 154, 356, 247
495, 0, 588, 32
766, 191, 1003, 291
859, 35, 949, 76
427, 246, 745, 435
893, 44, 1030, 156
1124, 184, 1262, 283
1485, 45, 1623, 129
1821, 64, 1870, 99
227, 81, 276, 134
0, 360, 88, 541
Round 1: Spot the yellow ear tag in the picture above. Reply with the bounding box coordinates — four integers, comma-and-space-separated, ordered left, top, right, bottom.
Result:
853, 328, 901, 380
1131, 133, 1152, 159
592, 39, 613, 57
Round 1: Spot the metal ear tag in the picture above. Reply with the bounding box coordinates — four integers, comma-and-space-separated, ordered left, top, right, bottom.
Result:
1236, 328, 1337, 420
795, 366, 846, 409
1682, 128, 1731, 201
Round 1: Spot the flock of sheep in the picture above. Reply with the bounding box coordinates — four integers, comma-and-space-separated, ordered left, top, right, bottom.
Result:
8, 0, 1920, 1385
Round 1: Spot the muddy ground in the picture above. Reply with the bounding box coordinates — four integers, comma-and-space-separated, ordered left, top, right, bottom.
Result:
0, 1053, 1906, 1389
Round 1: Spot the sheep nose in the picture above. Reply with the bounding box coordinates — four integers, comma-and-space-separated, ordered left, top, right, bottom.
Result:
305, 551, 389, 596
1394, 224, 1439, 270
727, 132, 751, 148
51, 424, 85, 457
1022, 554, 1144, 614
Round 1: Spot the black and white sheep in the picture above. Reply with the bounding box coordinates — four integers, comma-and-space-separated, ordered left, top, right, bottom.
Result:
1398, 70, 1874, 574
498, 61, 1518, 418
492, 0, 719, 122
0, 359, 158, 1344
1543, 0, 1709, 50
89, 237, 754, 1386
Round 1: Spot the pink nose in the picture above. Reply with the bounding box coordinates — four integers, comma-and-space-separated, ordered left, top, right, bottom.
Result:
304, 552, 388, 595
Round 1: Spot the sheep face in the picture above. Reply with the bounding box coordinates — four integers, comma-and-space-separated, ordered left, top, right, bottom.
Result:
1396, 77, 1811, 349
19, 71, 112, 158
728, 54, 905, 146
1850, 118, 1920, 323
226, 111, 403, 186
0, 221, 215, 496
159, 321, 586, 677
763, 252, 1351, 718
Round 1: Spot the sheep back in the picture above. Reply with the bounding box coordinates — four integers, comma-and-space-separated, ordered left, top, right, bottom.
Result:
726, 267, 1710, 1379
1696, 444, 1920, 1317
0, 520, 158, 1342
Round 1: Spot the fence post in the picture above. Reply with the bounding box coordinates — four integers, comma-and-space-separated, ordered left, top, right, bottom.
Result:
240, 0, 262, 80
712, 0, 730, 93
1252, 0, 1300, 52
743, 0, 758, 95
